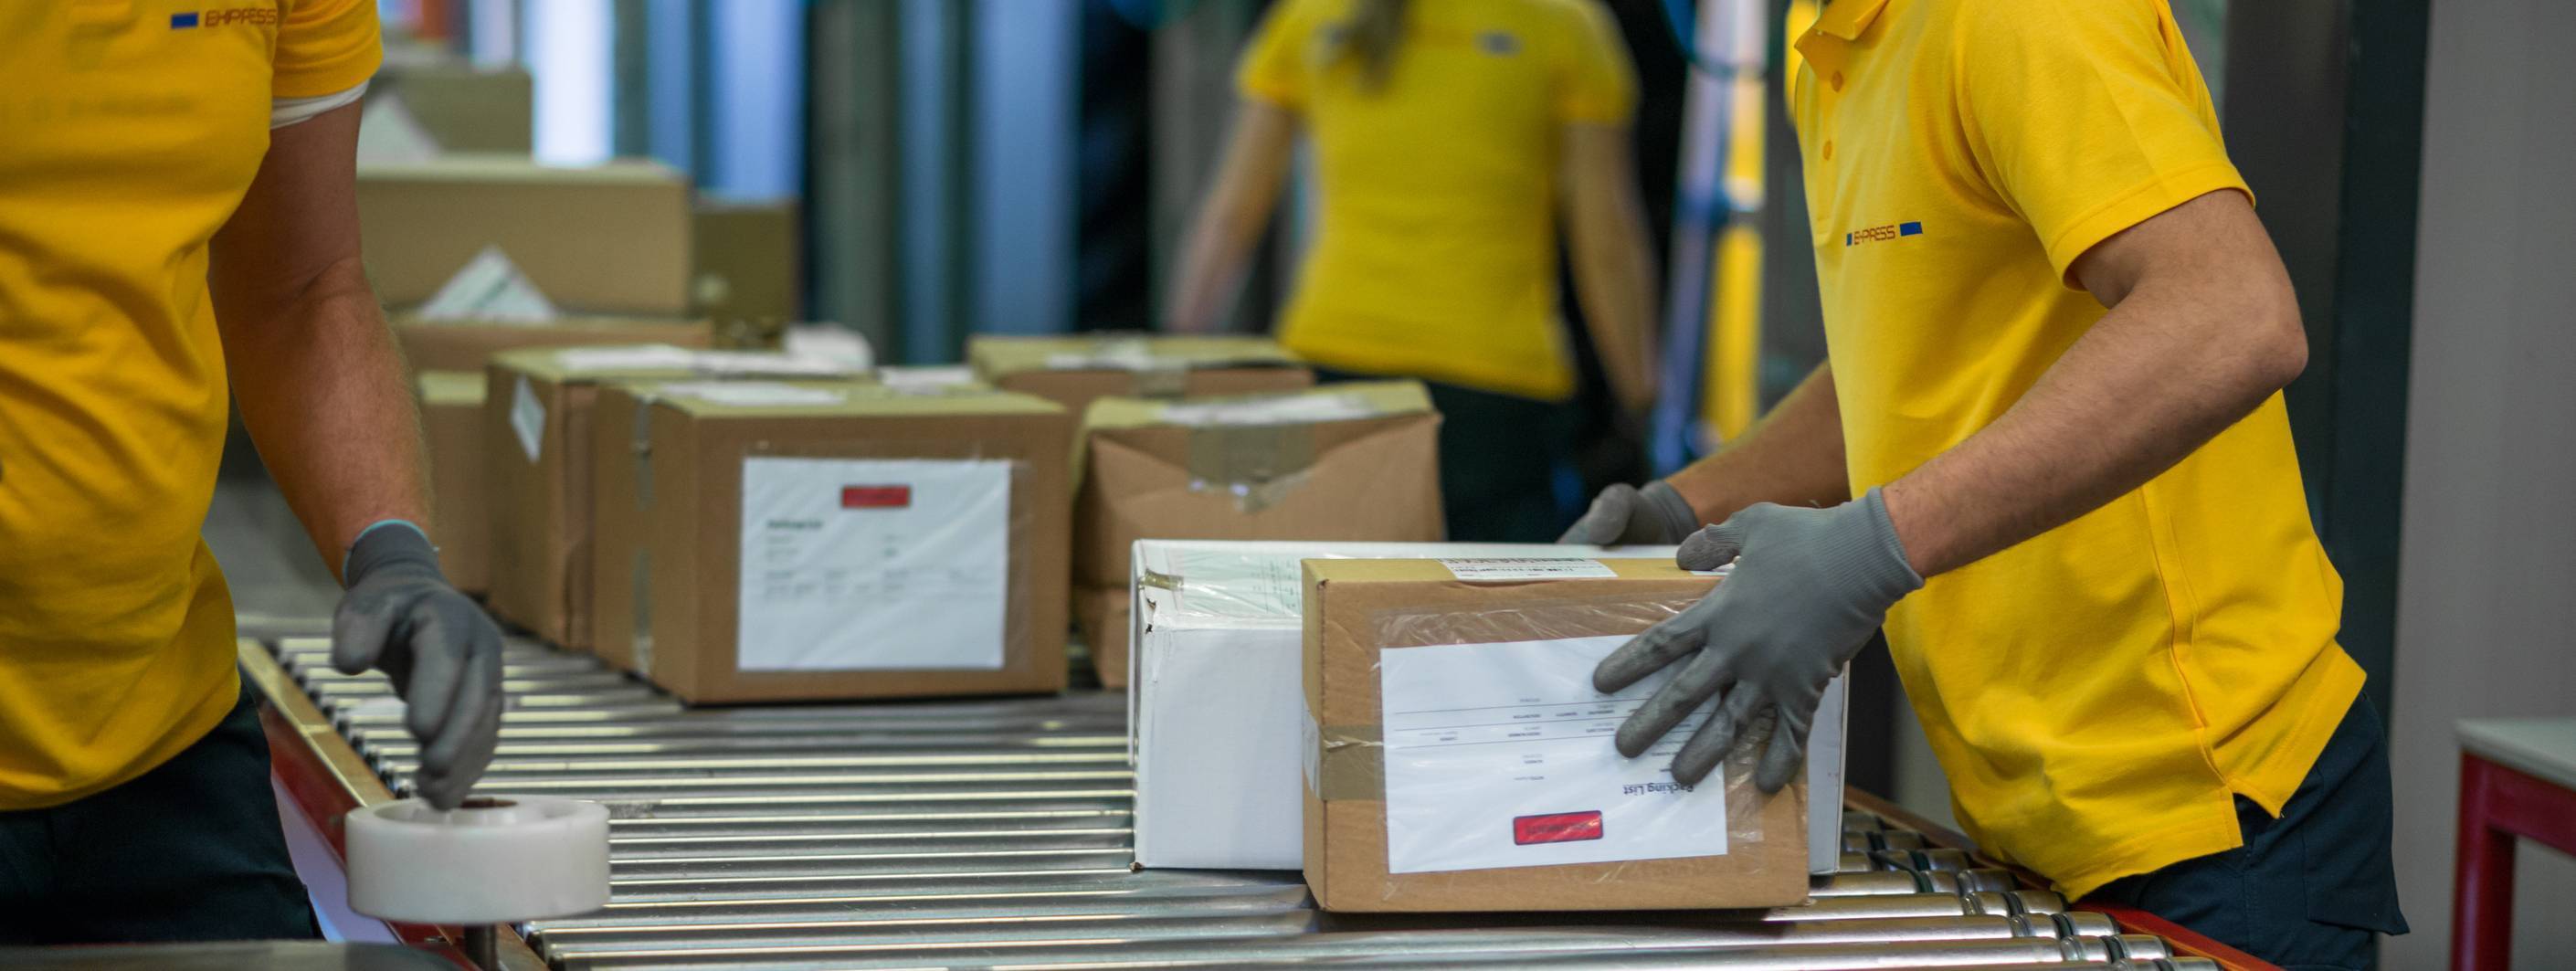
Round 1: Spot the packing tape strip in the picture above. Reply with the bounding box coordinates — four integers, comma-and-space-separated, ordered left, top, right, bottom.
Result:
1130, 363, 1191, 398
1314, 723, 1384, 802
345, 796, 611, 924
1184, 426, 1316, 513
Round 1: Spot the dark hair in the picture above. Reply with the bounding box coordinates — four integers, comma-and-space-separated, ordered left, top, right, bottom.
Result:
1344, 0, 1410, 90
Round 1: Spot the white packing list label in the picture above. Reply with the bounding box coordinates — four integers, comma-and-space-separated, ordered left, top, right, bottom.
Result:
1378, 635, 1727, 874
737, 458, 1013, 670
1439, 558, 1620, 582
508, 375, 544, 461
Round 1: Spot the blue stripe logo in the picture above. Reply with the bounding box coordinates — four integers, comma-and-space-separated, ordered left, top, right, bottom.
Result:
170, 11, 200, 27
1899, 221, 1923, 237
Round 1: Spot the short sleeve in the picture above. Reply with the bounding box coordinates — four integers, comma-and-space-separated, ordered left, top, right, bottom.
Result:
1954, 0, 2248, 280
273, 0, 384, 99
1235, 0, 1313, 109
1552, 0, 1638, 124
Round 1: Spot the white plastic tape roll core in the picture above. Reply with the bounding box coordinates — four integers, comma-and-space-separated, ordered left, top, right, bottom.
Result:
345, 796, 612, 924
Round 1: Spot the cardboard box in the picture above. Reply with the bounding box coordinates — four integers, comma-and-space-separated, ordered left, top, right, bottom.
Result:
692, 199, 799, 323
1072, 586, 1130, 688
1301, 558, 1811, 912
1124, 540, 1847, 874
358, 156, 692, 315
367, 63, 533, 153
482, 345, 867, 650
590, 381, 1074, 702
415, 371, 491, 594
1075, 382, 1442, 588
967, 334, 1313, 418
393, 316, 713, 375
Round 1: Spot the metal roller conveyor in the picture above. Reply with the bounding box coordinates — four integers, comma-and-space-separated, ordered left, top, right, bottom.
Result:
252, 637, 2252, 970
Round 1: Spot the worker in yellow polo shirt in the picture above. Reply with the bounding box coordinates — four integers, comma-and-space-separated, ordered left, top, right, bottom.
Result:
1166, 0, 1661, 542
1565, 1, 2406, 966
0, 3, 501, 942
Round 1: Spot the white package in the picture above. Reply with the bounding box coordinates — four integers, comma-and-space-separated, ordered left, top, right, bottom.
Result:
737, 457, 1011, 671
1379, 636, 1728, 874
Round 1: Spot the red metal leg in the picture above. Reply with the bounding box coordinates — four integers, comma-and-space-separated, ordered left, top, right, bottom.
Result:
2455, 755, 2518, 971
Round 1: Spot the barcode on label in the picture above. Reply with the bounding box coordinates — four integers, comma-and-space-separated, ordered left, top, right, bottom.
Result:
1440, 558, 1618, 581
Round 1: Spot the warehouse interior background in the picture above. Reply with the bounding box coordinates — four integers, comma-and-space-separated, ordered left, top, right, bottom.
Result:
193, 1, 2572, 966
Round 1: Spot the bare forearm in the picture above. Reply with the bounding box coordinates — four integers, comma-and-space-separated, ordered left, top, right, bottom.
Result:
1881, 285, 2297, 576
1163, 102, 1295, 334
1879, 191, 2303, 577
1567, 188, 1658, 413
1164, 206, 1270, 334
216, 259, 429, 577
1665, 364, 1852, 522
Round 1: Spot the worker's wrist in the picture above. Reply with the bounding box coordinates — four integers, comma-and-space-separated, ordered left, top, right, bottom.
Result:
343, 519, 443, 586
1832, 489, 1927, 603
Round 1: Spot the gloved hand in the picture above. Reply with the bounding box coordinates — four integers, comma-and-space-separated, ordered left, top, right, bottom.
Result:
1595, 488, 1923, 792
1557, 480, 1702, 546
333, 521, 505, 809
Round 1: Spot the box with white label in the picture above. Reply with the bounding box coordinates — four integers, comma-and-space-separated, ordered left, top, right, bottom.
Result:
1299, 558, 1811, 912
588, 380, 1072, 702
483, 345, 871, 652
1127, 541, 1847, 876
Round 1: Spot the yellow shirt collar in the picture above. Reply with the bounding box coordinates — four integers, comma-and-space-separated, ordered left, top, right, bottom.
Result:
1814, 0, 1892, 39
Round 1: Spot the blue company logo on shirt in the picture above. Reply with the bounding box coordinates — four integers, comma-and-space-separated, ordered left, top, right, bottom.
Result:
1846, 222, 1925, 247
170, 8, 278, 29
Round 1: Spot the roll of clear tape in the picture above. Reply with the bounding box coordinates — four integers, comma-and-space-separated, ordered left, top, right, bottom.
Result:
345, 796, 611, 924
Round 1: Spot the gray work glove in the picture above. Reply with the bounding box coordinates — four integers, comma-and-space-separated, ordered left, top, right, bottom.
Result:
1558, 480, 1702, 545
1595, 488, 1923, 792
333, 522, 505, 809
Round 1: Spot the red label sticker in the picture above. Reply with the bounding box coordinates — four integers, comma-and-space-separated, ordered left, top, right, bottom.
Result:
840, 485, 913, 509
1513, 810, 1604, 846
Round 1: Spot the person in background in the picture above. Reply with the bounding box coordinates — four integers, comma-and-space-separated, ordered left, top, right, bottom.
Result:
1563, 0, 2405, 966
1, 2, 501, 942
1166, 0, 1662, 542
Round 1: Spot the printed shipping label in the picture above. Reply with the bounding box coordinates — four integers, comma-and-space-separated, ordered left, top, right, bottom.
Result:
508, 376, 544, 461
1378, 635, 1726, 874
1439, 558, 1619, 581
737, 458, 1012, 671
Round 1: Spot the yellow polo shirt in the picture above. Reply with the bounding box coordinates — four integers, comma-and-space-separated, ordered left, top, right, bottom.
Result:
0, 1, 381, 809
1791, 0, 2364, 896
1237, 0, 1636, 401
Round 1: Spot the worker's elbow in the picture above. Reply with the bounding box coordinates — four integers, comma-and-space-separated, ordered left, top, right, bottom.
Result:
2245, 289, 2308, 393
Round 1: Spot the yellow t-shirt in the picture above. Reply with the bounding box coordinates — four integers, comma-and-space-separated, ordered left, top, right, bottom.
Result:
0, 1, 381, 809
1236, 0, 1636, 401
1790, 0, 2364, 897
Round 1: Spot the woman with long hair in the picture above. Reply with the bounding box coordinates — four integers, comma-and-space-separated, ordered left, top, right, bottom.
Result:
1165, 0, 1659, 542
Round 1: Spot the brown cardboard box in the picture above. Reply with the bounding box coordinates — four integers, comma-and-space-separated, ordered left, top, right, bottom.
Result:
692, 199, 799, 323
1072, 585, 1131, 688
967, 334, 1313, 419
394, 316, 712, 375
589, 381, 1073, 702
415, 371, 491, 594
358, 156, 692, 314
1300, 558, 1810, 912
1074, 382, 1442, 588
483, 344, 860, 649
368, 63, 533, 153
